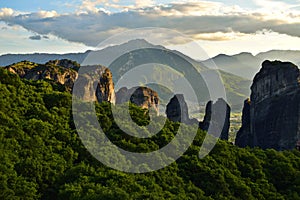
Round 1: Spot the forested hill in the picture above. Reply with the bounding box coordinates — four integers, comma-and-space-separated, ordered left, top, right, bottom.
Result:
0, 67, 300, 199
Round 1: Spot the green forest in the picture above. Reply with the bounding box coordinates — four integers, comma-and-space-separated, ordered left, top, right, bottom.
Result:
1, 67, 300, 199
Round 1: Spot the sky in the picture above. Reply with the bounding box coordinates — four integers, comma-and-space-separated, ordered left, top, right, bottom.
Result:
0, 0, 300, 59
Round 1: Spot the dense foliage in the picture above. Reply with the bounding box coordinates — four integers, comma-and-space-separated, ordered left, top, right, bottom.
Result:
0, 67, 300, 199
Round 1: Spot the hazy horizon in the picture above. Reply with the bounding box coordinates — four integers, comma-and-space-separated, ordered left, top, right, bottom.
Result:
0, 38, 300, 61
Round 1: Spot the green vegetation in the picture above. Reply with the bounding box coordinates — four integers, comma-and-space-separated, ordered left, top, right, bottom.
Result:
109, 48, 251, 110
7, 60, 78, 76
219, 70, 251, 111
229, 112, 243, 143
7, 60, 39, 69
0, 67, 300, 199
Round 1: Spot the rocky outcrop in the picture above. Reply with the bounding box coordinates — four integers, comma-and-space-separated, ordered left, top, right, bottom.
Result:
166, 94, 190, 123
166, 94, 198, 125
116, 86, 159, 115
6, 60, 78, 91
235, 60, 300, 150
46, 59, 80, 70
5, 61, 116, 104
74, 66, 116, 104
95, 68, 116, 104
235, 99, 251, 147
199, 98, 231, 140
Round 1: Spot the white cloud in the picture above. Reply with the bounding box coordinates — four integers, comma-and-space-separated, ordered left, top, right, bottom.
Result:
77, 0, 135, 13
253, 0, 300, 10
251, 0, 300, 22
150, 1, 223, 16
0, 8, 14, 18
0, 1, 299, 52
37, 10, 59, 18
135, 0, 155, 8
193, 31, 248, 41
79, 0, 108, 13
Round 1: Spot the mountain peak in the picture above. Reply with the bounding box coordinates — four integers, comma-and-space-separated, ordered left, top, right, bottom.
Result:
235, 52, 254, 57
126, 39, 153, 46
103, 39, 157, 51
214, 53, 231, 58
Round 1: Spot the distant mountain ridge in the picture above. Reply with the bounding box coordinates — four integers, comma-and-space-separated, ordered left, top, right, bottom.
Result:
202, 50, 300, 79
0, 52, 89, 67
0, 39, 262, 110
1, 41, 299, 80
0, 39, 160, 67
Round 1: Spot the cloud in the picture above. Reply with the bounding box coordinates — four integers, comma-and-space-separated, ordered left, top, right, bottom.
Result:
150, 1, 224, 16
253, 0, 300, 10
0, 2, 299, 47
77, 0, 156, 13
135, 0, 155, 8
77, 0, 135, 13
193, 31, 248, 41
37, 10, 59, 18
0, 8, 14, 18
79, 0, 110, 13
29, 35, 42, 40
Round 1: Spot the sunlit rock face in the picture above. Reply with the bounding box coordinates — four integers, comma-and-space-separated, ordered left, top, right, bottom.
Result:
96, 68, 116, 104
236, 60, 300, 150
6, 60, 78, 91
75, 66, 116, 104
116, 86, 159, 115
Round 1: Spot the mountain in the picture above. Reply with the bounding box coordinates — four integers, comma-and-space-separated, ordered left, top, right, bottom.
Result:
218, 70, 251, 110
0, 52, 88, 67
0, 39, 158, 67
2, 45, 300, 81
202, 50, 300, 80
201, 53, 261, 80
0, 39, 251, 110
256, 50, 300, 64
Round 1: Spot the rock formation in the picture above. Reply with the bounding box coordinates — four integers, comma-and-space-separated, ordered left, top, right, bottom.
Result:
235, 99, 251, 147
5, 60, 116, 104
116, 86, 159, 115
199, 98, 231, 140
166, 94, 190, 124
235, 60, 300, 150
74, 66, 116, 104
166, 94, 198, 125
95, 68, 116, 104
46, 59, 80, 70
6, 60, 78, 91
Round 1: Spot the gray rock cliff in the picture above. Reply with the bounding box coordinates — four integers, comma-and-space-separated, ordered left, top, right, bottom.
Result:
199, 98, 231, 140
166, 94, 198, 125
166, 94, 190, 124
235, 60, 300, 150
